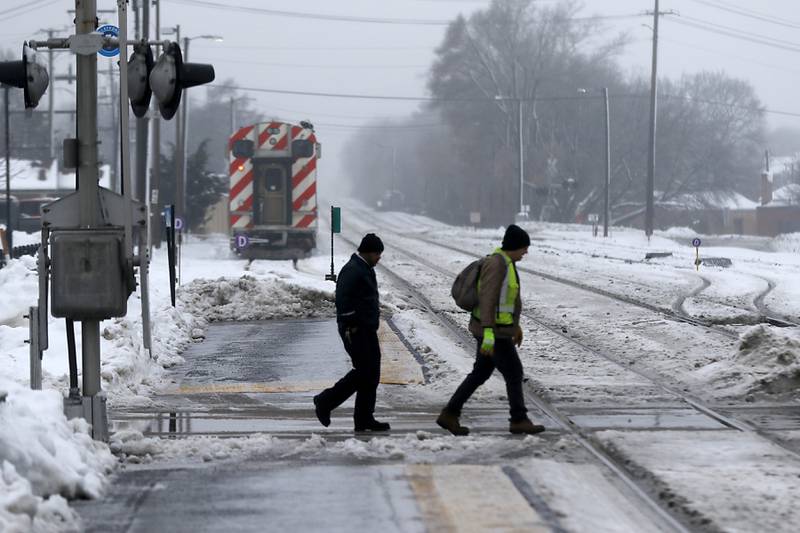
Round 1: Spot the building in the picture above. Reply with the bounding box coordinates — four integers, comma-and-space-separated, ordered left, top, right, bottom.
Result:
757, 183, 800, 237
1, 159, 112, 232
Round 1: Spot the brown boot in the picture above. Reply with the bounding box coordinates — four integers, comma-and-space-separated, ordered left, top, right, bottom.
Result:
436, 409, 469, 436
509, 418, 545, 435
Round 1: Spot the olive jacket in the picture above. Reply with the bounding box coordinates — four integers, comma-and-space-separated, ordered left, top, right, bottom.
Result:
468, 253, 522, 339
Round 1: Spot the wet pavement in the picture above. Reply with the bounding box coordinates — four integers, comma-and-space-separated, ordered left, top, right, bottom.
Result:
77, 318, 567, 532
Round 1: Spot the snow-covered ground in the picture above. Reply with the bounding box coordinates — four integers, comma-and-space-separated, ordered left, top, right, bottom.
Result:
2, 210, 800, 531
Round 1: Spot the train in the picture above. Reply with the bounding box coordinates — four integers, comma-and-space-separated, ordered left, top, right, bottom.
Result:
227, 121, 319, 260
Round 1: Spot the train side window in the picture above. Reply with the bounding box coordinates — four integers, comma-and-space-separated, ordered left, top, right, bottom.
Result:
264, 167, 284, 192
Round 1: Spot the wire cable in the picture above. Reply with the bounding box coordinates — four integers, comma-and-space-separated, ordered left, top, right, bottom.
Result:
666, 15, 800, 53
213, 83, 800, 118
163, 0, 452, 25
0, 0, 60, 22
687, 0, 800, 30
163, 0, 644, 26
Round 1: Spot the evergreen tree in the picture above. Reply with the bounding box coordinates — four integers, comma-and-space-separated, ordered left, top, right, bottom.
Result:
157, 139, 226, 231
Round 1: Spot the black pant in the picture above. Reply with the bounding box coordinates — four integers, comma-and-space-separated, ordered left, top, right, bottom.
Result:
316, 326, 382, 424
446, 336, 528, 422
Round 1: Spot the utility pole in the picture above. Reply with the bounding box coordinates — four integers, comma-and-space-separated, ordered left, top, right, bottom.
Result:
47, 29, 55, 162
644, 1, 675, 238
180, 35, 190, 226
134, 0, 149, 202
603, 87, 611, 238
75, 0, 103, 429
174, 25, 184, 223
644, 0, 660, 238
4, 86, 11, 254
518, 98, 524, 220
108, 60, 119, 192
149, 0, 161, 248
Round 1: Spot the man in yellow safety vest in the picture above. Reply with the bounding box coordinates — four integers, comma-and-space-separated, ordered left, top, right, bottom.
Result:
437, 224, 545, 436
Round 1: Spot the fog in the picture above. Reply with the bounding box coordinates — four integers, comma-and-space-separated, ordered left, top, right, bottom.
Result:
2, 0, 799, 196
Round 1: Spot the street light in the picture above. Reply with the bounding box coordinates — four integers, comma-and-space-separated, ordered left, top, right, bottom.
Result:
578, 87, 611, 237
495, 95, 526, 221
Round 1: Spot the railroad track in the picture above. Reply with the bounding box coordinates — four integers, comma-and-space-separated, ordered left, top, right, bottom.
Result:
338, 230, 694, 532
341, 212, 800, 530
352, 207, 798, 331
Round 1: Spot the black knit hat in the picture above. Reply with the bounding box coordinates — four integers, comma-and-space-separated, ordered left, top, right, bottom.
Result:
358, 233, 384, 253
501, 224, 530, 251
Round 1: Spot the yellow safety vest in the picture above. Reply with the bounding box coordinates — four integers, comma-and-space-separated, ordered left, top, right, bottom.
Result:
472, 248, 518, 325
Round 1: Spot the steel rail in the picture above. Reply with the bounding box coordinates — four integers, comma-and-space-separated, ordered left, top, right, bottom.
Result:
343, 214, 800, 459
336, 230, 694, 533
355, 208, 799, 330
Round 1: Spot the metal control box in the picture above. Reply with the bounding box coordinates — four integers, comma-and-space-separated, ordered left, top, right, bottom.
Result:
51, 229, 127, 319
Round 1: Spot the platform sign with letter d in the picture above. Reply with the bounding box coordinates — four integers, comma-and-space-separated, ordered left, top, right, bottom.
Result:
692, 238, 702, 270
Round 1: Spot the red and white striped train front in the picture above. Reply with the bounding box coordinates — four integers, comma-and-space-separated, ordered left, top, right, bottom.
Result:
227, 121, 319, 260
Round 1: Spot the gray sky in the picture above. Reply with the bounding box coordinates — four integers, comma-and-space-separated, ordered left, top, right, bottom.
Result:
2, 0, 799, 183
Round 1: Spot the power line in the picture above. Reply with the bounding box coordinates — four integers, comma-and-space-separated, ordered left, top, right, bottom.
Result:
194, 56, 427, 70
164, 0, 644, 26
680, 14, 800, 48
666, 15, 800, 53
213, 83, 800, 118
212, 83, 645, 102
660, 36, 800, 75
192, 44, 434, 51
0, 0, 60, 22
163, 0, 452, 25
687, 0, 800, 30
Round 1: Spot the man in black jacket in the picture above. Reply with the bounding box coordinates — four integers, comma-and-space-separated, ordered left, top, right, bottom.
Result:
313, 233, 391, 432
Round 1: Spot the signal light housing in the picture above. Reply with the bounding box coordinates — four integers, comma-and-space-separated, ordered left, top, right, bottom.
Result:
0, 44, 49, 109
128, 43, 154, 118
149, 42, 215, 120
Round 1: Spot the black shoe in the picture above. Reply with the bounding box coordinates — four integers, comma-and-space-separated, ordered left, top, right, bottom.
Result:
436, 409, 469, 436
313, 395, 330, 427
354, 420, 391, 432
509, 418, 545, 435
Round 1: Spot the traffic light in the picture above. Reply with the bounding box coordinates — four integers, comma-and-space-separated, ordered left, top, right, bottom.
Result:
128, 43, 154, 118
149, 42, 215, 120
0, 44, 49, 109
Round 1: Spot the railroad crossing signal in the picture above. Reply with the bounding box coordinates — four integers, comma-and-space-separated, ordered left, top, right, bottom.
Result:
0, 44, 49, 108
149, 42, 215, 120
128, 42, 155, 118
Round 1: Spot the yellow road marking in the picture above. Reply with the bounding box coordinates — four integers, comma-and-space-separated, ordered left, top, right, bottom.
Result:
172, 381, 333, 394
408, 464, 549, 533
171, 319, 423, 394
378, 320, 425, 385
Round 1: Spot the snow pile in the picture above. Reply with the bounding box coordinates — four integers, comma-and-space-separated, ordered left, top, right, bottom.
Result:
771, 232, 800, 253
110, 429, 543, 465
0, 378, 116, 532
0, 254, 38, 327
696, 325, 800, 396
179, 275, 335, 322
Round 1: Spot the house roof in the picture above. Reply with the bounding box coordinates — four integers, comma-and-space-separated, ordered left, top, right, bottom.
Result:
0, 158, 111, 192
660, 190, 759, 211
768, 183, 800, 206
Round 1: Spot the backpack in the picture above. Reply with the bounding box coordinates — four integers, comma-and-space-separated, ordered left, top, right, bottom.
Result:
451, 256, 489, 311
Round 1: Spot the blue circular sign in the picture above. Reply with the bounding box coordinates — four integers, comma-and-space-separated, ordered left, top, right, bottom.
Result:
97, 25, 120, 57
235, 234, 249, 250
174, 216, 184, 231
692, 238, 702, 247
